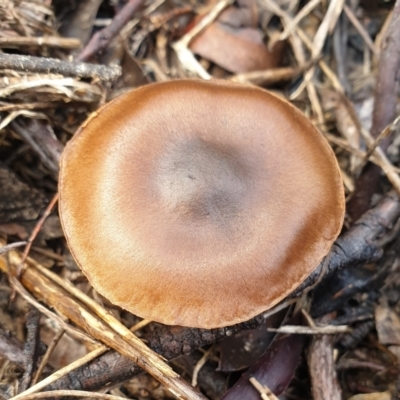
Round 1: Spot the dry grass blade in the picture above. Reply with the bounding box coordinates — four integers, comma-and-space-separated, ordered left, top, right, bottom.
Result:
290, 0, 345, 99
10, 390, 129, 400
229, 64, 313, 86
0, 241, 26, 255
249, 377, 279, 400
172, 0, 234, 78
0, 77, 102, 103
324, 132, 400, 196
0, 111, 47, 132
277, 0, 321, 42
0, 243, 206, 400
259, 0, 325, 125
9, 347, 107, 400
267, 325, 351, 334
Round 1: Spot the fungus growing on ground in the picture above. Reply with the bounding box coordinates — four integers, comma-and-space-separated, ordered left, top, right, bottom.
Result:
59, 79, 345, 329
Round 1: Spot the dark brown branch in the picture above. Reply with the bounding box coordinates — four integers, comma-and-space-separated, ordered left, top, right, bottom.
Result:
0, 53, 121, 81
347, 0, 400, 220
77, 0, 145, 62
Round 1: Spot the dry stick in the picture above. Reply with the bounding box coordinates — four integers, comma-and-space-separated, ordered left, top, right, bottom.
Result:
172, 0, 233, 79
278, 0, 322, 42
9, 275, 96, 345
17, 320, 149, 398
0, 37, 82, 50
3, 251, 206, 400
249, 377, 279, 400
347, 0, 400, 220
26, 264, 206, 400
260, 0, 325, 125
290, 0, 345, 100
77, 0, 145, 61
230, 63, 313, 86
308, 315, 342, 400
10, 346, 108, 400
10, 390, 128, 400
0, 241, 26, 255
0, 53, 121, 81
363, 115, 400, 165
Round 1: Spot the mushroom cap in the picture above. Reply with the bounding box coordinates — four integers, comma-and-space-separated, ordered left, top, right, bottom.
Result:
59, 79, 345, 329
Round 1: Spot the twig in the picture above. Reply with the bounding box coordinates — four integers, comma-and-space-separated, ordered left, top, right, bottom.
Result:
229, 63, 314, 86
0, 241, 26, 255
308, 316, 342, 400
10, 390, 129, 400
77, 0, 145, 61
277, 0, 322, 42
11, 347, 108, 400
0, 53, 121, 81
0, 37, 81, 50
249, 377, 279, 400
172, 0, 233, 79
259, 0, 325, 125
4, 249, 207, 400
290, 0, 345, 100
192, 346, 214, 387
267, 325, 350, 334
18, 193, 59, 277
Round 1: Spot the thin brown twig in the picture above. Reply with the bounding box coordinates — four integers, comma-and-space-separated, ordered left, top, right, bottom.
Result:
18, 193, 59, 277
77, 0, 145, 61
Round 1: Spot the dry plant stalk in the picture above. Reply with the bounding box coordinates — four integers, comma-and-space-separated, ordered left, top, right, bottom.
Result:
0, 243, 206, 400
172, 0, 233, 79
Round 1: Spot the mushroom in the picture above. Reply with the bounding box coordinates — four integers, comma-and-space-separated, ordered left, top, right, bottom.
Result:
59, 79, 345, 329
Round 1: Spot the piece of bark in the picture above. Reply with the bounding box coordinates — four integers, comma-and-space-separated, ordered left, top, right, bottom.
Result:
308, 326, 342, 400
0, 53, 121, 82
57, 0, 103, 46
77, 0, 145, 62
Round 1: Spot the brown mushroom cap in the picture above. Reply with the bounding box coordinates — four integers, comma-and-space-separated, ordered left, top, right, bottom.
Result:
59, 79, 345, 329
